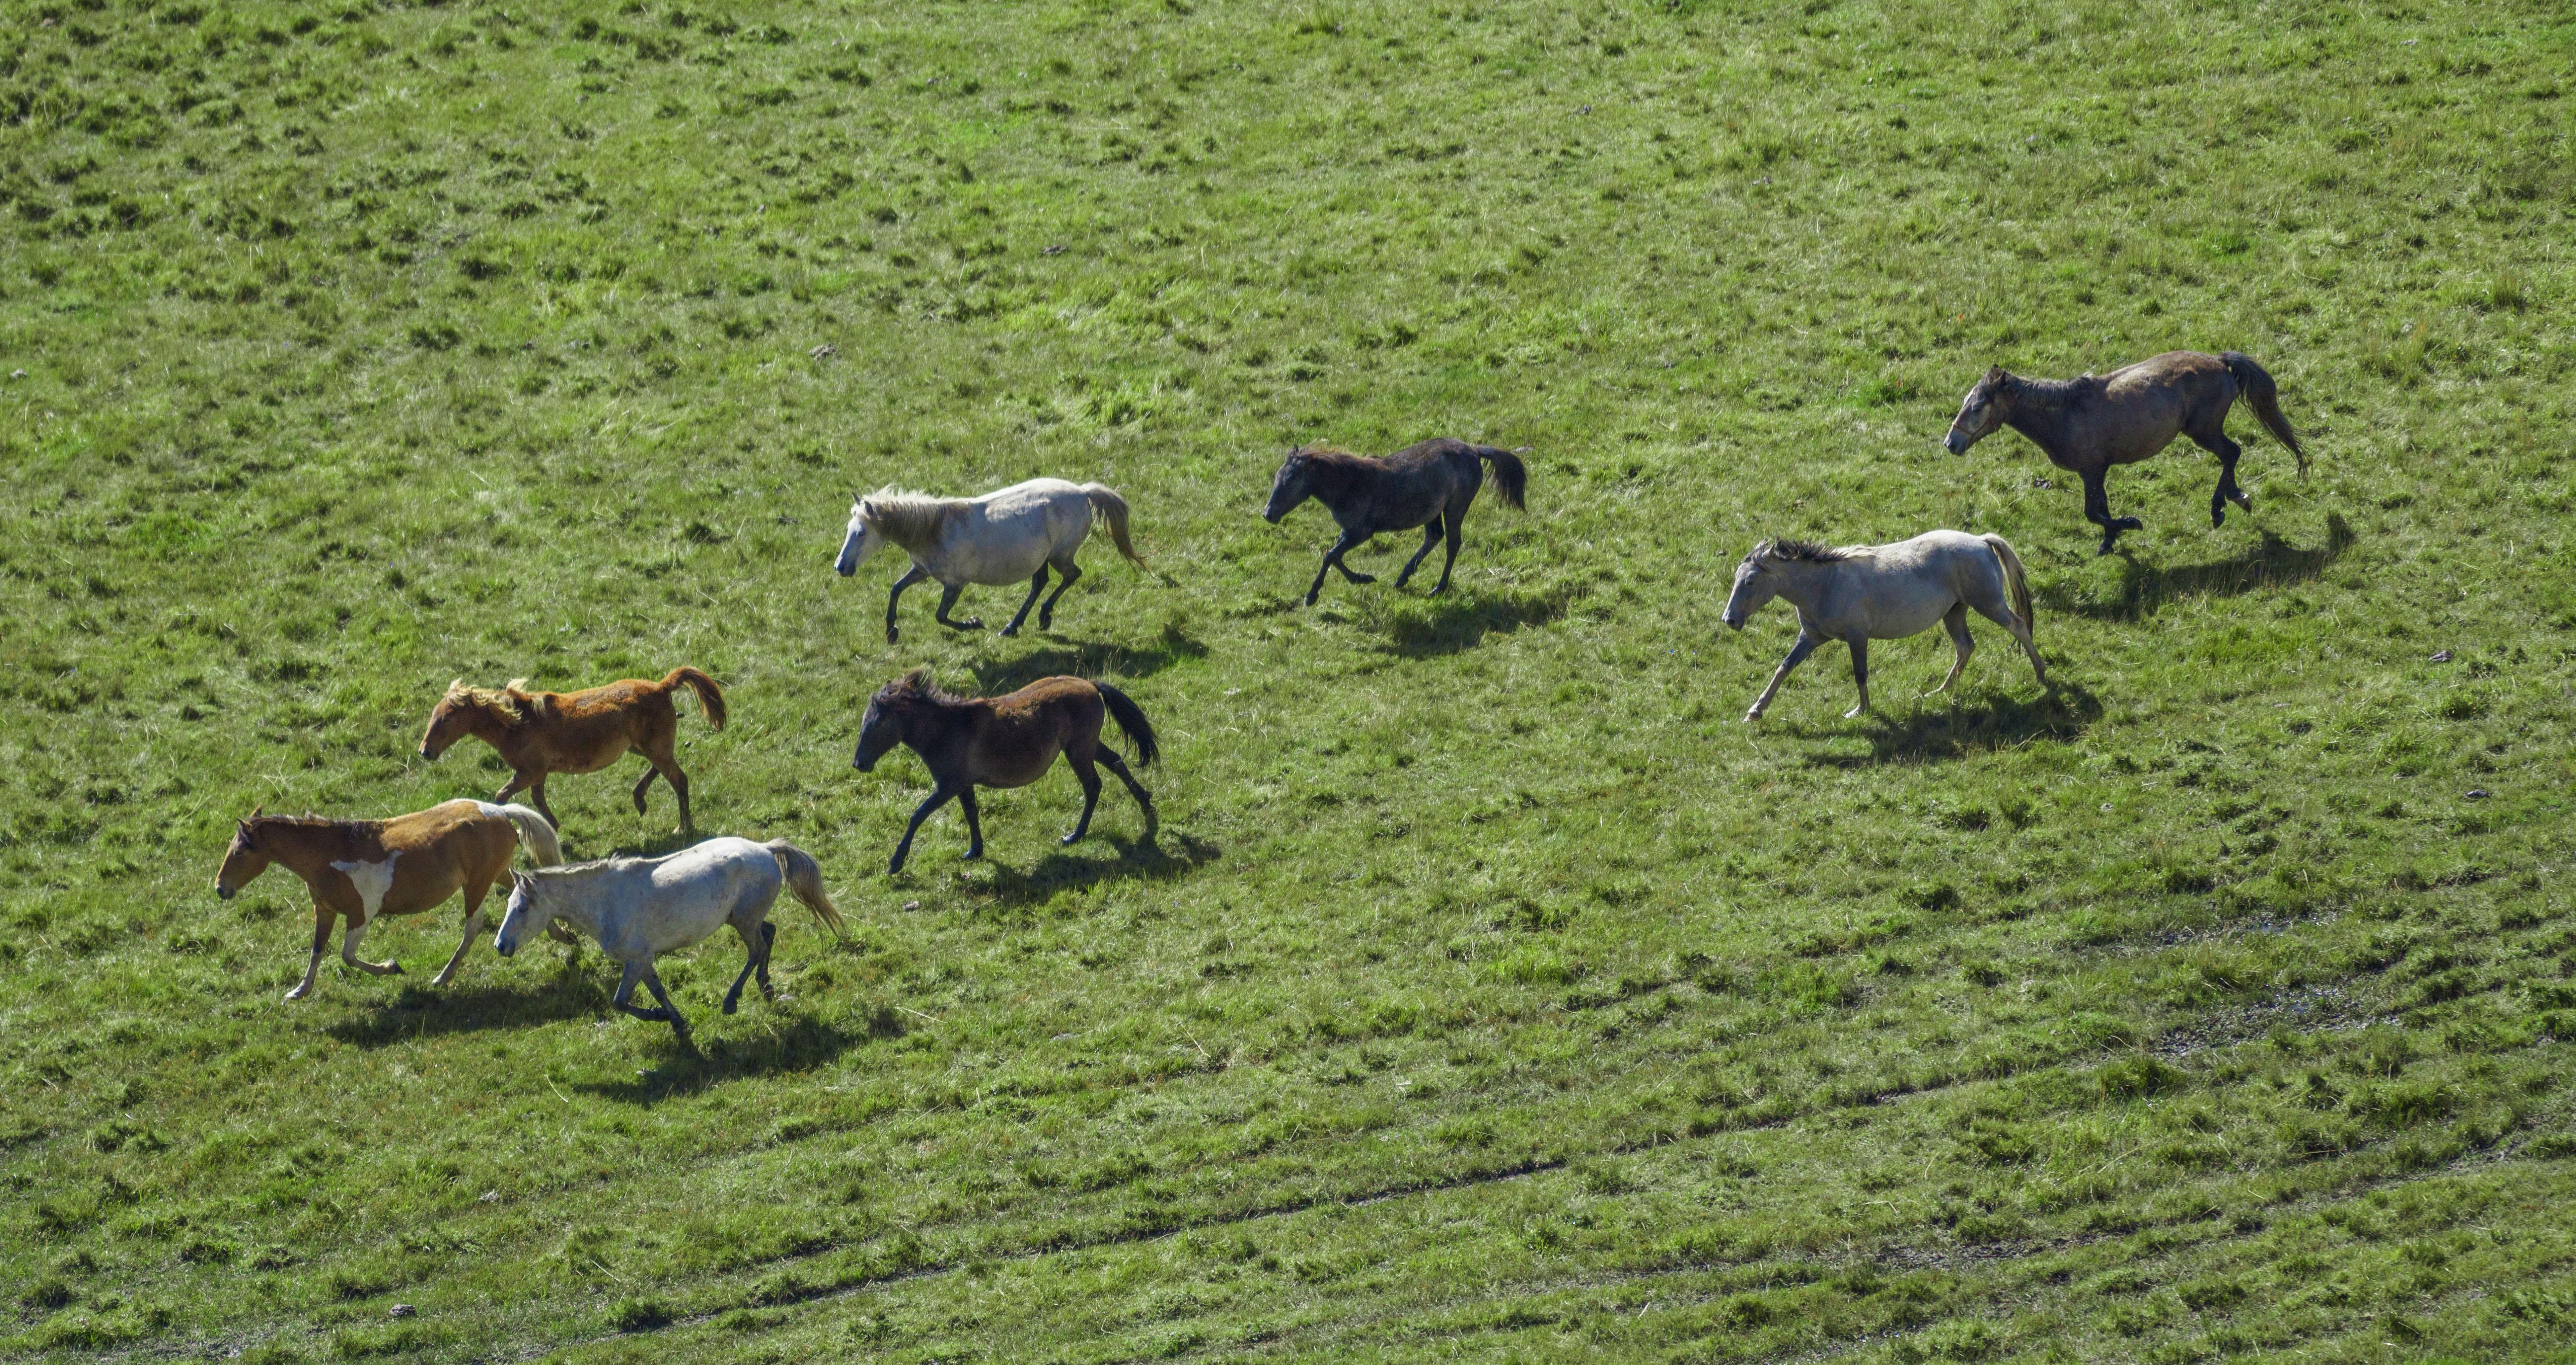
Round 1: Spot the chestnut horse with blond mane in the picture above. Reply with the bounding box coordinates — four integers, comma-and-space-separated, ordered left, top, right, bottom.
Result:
215, 799, 562, 1002
420, 668, 727, 833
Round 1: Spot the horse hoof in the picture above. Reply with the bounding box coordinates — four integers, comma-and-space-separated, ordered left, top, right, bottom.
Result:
999, 625, 1020, 638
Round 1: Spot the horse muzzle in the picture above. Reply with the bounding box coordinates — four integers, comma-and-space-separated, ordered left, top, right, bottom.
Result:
1260, 506, 1286, 525
216, 885, 236, 901
1943, 431, 1968, 455
1722, 615, 1746, 632
495, 937, 517, 958
418, 744, 438, 760
852, 754, 877, 773
835, 559, 856, 577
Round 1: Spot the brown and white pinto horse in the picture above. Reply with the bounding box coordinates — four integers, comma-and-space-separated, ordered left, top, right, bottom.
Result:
852, 669, 1160, 873
215, 800, 562, 1002
419, 668, 728, 833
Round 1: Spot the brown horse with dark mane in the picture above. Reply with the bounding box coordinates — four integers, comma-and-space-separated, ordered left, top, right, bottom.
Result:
1261, 437, 1530, 605
419, 668, 727, 833
1943, 351, 2305, 555
215, 799, 562, 1002
851, 669, 1159, 873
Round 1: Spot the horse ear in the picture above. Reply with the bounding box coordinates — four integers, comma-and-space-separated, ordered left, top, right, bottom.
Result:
1983, 365, 2004, 383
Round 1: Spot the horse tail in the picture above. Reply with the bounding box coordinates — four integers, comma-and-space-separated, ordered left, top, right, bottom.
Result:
1093, 681, 1160, 767
2220, 351, 2306, 477
764, 840, 848, 940
658, 667, 728, 730
494, 802, 563, 866
1980, 534, 2036, 641
1473, 445, 1530, 511
1079, 483, 1147, 566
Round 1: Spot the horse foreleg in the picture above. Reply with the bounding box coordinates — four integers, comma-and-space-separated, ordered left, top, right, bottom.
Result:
957, 787, 986, 860
889, 786, 957, 874
1100, 748, 1157, 839
1062, 755, 1103, 846
340, 914, 401, 976
1037, 559, 1080, 631
285, 899, 332, 1002
1929, 605, 1973, 697
2081, 468, 2141, 556
1394, 523, 1443, 590
1000, 565, 1049, 637
1306, 529, 1369, 605
933, 581, 985, 632
884, 563, 928, 644
1843, 636, 1873, 719
1746, 633, 1820, 721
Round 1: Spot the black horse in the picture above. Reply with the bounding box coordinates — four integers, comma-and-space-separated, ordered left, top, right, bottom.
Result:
1260, 438, 1530, 606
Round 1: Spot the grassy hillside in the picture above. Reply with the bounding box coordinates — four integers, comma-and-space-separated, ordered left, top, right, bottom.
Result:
4, 0, 2574, 1360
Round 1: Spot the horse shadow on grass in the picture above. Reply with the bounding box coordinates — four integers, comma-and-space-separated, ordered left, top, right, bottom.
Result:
2048, 514, 2354, 621
966, 621, 1210, 694
1791, 680, 2106, 767
323, 967, 612, 1049
1375, 586, 1573, 658
968, 830, 1223, 907
574, 1008, 903, 1105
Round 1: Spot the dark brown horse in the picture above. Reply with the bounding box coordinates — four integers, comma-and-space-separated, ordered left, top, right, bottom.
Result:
1261, 437, 1530, 605
419, 668, 727, 833
851, 669, 1159, 873
1943, 351, 2304, 555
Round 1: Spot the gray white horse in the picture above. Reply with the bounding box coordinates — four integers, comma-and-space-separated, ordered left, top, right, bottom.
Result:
1721, 530, 2045, 721
494, 836, 846, 1039
834, 478, 1144, 643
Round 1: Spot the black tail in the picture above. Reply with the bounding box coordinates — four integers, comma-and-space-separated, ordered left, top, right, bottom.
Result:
2220, 352, 2306, 477
1094, 682, 1160, 767
1473, 445, 1529, 511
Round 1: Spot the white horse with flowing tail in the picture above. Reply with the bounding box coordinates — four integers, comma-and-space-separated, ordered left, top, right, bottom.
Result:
1722, 530, 2045, 721
835, 478, 1145, 643
494, 837, 846, 1039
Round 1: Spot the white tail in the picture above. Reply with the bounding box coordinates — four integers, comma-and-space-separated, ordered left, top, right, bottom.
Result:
1980, 533, 2035, 640
1079, 483, 1145, 565
764, 839, 848, 939
493, 803, 563, 866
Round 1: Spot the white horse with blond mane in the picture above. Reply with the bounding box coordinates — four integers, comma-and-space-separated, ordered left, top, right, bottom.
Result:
834, 478, 1144, 643
1721, 530, 2046, 721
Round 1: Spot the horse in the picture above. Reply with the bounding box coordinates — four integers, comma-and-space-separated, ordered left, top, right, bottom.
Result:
419, 668, 727, 834
1721, 531, 2046, 722
1942, 350, 2306, 555
851, 668, 1159, 874
215, 799, 563, 1002
494, 837, 846, 1040
1260, 438, 1530, 606
835, 478, 1144, 644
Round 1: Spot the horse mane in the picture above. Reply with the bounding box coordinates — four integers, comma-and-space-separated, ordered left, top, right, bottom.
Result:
1292, 445, 1382, 472
857, 488, 962, 552
880, 666, 968, 706
1765, 538, 1851, 564
443, 678, 536, 726
2005, 372, 2105, 407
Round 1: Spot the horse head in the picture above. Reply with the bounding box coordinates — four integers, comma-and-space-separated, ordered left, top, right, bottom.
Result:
1944, 367, 2011, 454
419, 684, 474, 759
852, 669, 933, 772
1261, 447, 1317, 524
492, 871, 547, 957
1720, 542, 1787, 631
215, 805, 269, 899
836, 494, 884, 576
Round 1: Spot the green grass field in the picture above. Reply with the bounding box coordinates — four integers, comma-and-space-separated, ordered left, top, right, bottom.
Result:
5, 0, 2575, 1360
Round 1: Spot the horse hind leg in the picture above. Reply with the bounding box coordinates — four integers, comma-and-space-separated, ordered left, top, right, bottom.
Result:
722, 914, 770, 1015
614, 958, 690, 1038
432, 877, 492, 987
1928, 605, 1973, 697
2191, 423, 2250, 526
1394, 523, 1443, 591
1100, 747, 1157, 839
1062, 751, 1104, 845
1037, 557, 1080, 630
1000, 565, 1049, 637
1430, 504, 1468, 596
1968, 594, 2048, 685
